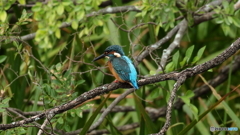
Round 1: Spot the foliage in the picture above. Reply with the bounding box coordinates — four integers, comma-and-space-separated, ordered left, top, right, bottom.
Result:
0, 0, 240, 135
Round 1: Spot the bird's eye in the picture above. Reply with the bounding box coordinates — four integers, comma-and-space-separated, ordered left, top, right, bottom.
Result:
104, 51, 108, 54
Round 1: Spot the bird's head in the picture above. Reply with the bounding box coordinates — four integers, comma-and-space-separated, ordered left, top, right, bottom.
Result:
93, 45, 125, 61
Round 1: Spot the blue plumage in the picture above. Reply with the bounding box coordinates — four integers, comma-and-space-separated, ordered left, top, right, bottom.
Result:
93, 45, 139, 89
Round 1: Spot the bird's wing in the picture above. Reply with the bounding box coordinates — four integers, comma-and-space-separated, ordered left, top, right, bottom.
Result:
111, 57, 131, 81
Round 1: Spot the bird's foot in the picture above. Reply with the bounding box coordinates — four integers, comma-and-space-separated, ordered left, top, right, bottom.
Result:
114, 80, 119, 83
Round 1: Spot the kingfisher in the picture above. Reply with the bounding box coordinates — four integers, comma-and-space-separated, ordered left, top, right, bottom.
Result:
93, 45, 139, 89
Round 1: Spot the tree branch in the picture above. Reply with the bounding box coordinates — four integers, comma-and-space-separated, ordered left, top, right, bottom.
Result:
0, 38, 239, 131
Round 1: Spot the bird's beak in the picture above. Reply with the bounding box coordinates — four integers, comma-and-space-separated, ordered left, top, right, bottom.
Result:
93, 53, 106, 62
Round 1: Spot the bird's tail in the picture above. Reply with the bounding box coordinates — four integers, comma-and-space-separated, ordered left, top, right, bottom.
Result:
130, 81, 139, 89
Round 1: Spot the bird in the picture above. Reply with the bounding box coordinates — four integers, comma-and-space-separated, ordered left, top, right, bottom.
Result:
93, 45, 139, 89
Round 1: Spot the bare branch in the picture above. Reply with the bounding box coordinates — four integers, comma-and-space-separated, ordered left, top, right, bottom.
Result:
158, 20, 188, 72
156, 77, 185, 135
234, 0, 240, 10
196, 0, 225, 13
37, 115, 54, 135
135, 24, 180, 65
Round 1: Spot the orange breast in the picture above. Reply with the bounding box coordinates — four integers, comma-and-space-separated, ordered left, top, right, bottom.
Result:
108, 61, 125, 82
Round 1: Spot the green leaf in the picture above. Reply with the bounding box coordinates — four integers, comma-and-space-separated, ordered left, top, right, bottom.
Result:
32, 2, 42, 12
185, 45, 194, 63
0, 108, 5, 113
187, 12, 194, 26
57, 4, 64, 15
62, 0, 72, 6
180, 96, 190, 105
55, 28, 61, 39
56, 63, 62, 71
215, 17, 224, 24
35, 29, 48, 42
185, 90, 194, 98
77, 10, 85, 20
179, 90, 194, 105
18, 0, 26, 5
0, 11, 7, 22
57, 117, 64, 124
64, 124, 71, 132
183, 104, 199, 121
63, 70, 71, 78
0, 55, 7, 63
96, 20, 103, 26
71, 20, 78, 30
149, 70, 156, 75
3, 2, 13, 10
189, 104, 199, 120
95, 26, 103, 35
69, 110, 76, 117
20, 9, 27, 19
192, 46, 206, 64
165, 62, 174, 72
75, 80, 85, 86
56, 88, 66, 93
232, 17, 240, 27
227, 16, 233, 24
222, 0, 229, 13
155, 25, 161, 36
2, 97, 11, 104
180, 57, 187, 67
172, 51, 179, 69
208, 69, 213, 72
75, 107, 83, 118
18, 127, 27, 134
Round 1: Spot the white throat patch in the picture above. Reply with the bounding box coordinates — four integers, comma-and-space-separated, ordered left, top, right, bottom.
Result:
113, 52, 121, 57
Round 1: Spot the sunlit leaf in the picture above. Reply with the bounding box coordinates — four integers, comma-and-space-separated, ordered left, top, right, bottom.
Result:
71, 20, 78, 30
57, 4, 64, 15
0, 11, 7, 22
18, 0, 26, 4
32, 2, 42, 12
